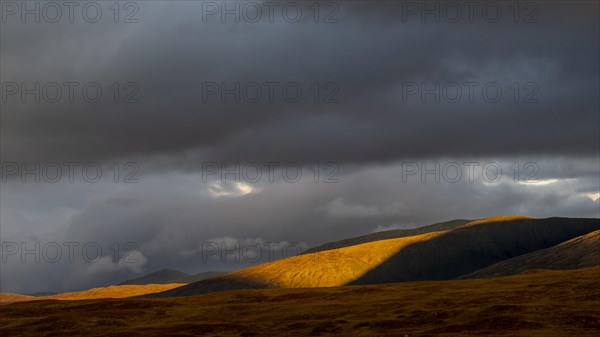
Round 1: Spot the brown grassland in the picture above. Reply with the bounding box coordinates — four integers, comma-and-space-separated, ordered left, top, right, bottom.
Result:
1, 267, 598, 336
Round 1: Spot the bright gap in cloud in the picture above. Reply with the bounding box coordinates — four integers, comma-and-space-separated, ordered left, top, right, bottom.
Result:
207, 182, 258, 198
516, 179, 560, 186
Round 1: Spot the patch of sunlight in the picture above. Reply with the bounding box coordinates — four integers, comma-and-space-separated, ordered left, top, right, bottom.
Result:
227, 231, 448, 288
583, 192, 600, 202
41, 284, 187, 301
462, 215, 534, 228
208, 182, 257, 198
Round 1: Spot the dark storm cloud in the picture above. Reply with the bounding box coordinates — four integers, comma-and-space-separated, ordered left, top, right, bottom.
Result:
1, 1, 598, 166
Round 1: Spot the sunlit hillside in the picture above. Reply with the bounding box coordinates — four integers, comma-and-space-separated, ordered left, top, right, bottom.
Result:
0, 292, 36, 304
155, 230, 448, 298
0, 284, 188, 304
459, 215, 534, 228
230, 231, 447, 288
42, 284, 186, 301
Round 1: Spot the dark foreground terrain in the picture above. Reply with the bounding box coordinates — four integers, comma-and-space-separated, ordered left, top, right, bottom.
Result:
1, 267, 599, 336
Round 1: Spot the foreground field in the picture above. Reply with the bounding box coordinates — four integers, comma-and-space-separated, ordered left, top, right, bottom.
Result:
1, 267, 599, 336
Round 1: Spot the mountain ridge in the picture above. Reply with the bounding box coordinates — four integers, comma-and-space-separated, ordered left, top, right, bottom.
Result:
119, 269, 228, 285
302, 219, 472, 254
149, 216, 600, 298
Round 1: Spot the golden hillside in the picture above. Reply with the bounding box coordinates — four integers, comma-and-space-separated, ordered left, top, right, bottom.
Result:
229, 230, 447, 288
460, 215, 534, 227
0, 292, 36, 304
0, 284, 187, 303
41, 284, 186, 301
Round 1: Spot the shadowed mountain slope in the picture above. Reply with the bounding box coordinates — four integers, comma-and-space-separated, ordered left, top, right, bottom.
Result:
460, 229, 600, 278
172, 272, 228, 283
119, 269, 189, 285
27, 292, 57, 297
349, 217, 599, 285
302, 219, 471, 254
150, 216, 599, 297
119, 269, 227, 285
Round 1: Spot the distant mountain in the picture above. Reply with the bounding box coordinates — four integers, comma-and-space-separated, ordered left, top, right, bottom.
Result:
27, 292, 58, 297
303, 219, 472, 254
460, 229, 600, 278
172, 271, 228, 283
149, 216, 600, 298
119, 269, 227, 285
119, 269, 190, 285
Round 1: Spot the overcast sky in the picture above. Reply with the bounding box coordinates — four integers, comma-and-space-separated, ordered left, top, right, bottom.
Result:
1, 1, 598, 293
